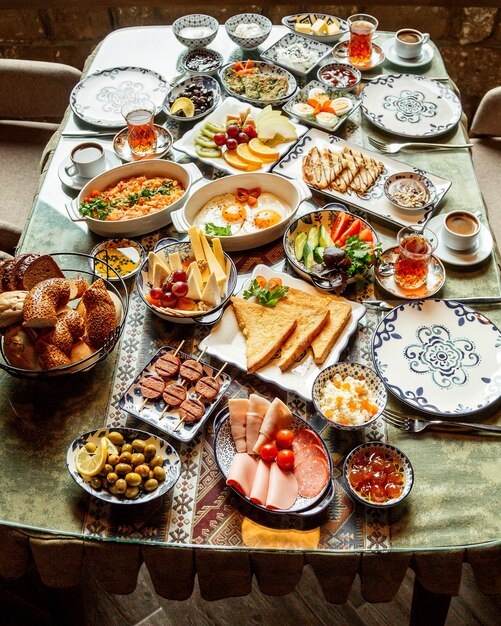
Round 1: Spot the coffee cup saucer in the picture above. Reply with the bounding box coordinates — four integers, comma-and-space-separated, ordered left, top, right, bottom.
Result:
427, 214, 493, 267
375, 245, 445, 300
381, 38, 434, 68
58, 150, 121, 191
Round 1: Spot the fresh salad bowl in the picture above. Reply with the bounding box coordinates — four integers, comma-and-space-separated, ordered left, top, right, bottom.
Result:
283, 206, 380, 292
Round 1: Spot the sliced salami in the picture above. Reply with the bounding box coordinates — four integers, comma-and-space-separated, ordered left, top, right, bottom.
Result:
294, 457, 329, 498
294, 444, 329, 467
292, 428, 323, 455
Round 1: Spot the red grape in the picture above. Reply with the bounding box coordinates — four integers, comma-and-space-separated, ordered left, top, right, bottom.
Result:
237, 132, 249, 144
162, 277, 173, 293
225, 138, 238, 151
150, 287, 163, 300
213, 132, 227, 146
172, 281, 188, 298
172, 269, 187, 283
242, 124, 257, 138
226, 125, 239, 138
160, 292, 177, 308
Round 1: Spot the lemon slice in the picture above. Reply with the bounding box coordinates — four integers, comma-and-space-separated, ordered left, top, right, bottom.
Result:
75, 437, 108, 478
103, 437, 118, 456
170, 97, 195, 118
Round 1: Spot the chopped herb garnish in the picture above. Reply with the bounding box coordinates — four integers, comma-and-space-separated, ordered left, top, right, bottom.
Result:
243, 279, 289, 307
204, 222, 232, 237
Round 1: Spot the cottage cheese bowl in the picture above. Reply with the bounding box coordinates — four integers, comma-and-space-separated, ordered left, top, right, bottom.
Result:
173, 15, 219, 48
225, 14, 272, 50
312, 362, 387, 430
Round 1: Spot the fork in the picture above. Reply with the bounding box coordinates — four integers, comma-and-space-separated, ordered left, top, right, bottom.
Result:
368, 136, 473, 154
383, 409, 501, 434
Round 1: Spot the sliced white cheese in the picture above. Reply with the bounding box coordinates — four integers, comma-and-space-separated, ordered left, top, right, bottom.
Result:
186, 271, 203, 301
168, 252, 182, 271
200, 232, 226, 285
201, 271, 221, 307
187, 261, 204, 292
212, 238, 226, 274
152, 262, 169, 289
188, 226, 209, 281
148, 252, 170, 286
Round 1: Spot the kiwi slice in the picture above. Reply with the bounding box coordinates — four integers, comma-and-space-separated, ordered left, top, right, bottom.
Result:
205, 122, 226, 134
195, 145, 222, 159
200, 126, 216, 139
194, 135, 217, 149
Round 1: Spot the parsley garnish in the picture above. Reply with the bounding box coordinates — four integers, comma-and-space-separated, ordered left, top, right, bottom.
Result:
243, 279, 289, 307
205, 222, 232, 237
344, 236, 382, 277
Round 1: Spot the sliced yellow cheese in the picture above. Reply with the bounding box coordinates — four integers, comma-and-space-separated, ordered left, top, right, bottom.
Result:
295, 22, 312, 34
327, 21, 340, 35
311, 19, 328, 35
212, 238, 226, 274
201, 271, 221, 307
199, 232, 227, 285
187, 261, 204, 292
188, 226, 209, 281
219, 256, 233, 297
148, 251, 169, 284
152, 262, 169, 289
168, 252, 182, 272
186, 271, 203, 300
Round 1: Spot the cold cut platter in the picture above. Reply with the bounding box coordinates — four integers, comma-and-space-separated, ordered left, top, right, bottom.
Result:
213, 394, 333, 514
119, 344, 231, 443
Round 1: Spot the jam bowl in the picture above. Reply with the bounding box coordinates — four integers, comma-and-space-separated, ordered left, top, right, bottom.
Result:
317, 63, 361, 93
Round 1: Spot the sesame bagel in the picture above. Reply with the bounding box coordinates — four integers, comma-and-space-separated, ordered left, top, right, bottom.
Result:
82, 279, 117, 349
23, 278, 71, 328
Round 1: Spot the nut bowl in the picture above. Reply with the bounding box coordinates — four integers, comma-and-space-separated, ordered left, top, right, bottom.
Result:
173, 14, 219, 48
312, 362, 387, 431
137, 238, 238, 325
224, 13, 272, 50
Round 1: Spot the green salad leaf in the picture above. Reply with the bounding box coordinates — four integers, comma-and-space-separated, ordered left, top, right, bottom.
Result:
243, 279, 289, 307
344, 235, 381, 277
204, 222, 232, 237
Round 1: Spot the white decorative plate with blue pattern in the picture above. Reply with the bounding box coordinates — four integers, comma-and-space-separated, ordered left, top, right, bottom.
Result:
70, 67, 169, 128
372, 299, 501, 416
360, 74, 462, 138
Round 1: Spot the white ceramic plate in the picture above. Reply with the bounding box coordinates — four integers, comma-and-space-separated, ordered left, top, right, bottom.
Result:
218, 61, 298, 106
427, 214, 493, 267
381, 38, 434, 68
372, 299, 501, 416
360, 74, 462, 138
199, 264, 366, 401
70, 67, 169, 128
260, 32, 332, 78
58, 150, 121, 191
173, 97, 307, 176
272, 128, 451, 228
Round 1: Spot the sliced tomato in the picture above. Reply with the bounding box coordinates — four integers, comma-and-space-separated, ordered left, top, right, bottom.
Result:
322, 104, 336, 114
337, 218, 362, 247
248, 187, 262, 199
330, 211, 350, 242
247, 195, 258, 207
236, 187, 248, 203
312, 103, 323, 116
267, 277, 283, 292
359, 228, 374, 243
236, 68, 254, 76
255, 275, 267, 288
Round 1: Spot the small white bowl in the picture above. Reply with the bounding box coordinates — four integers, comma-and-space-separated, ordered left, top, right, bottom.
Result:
384, 172, 437, 211
89, 238, 145, 281
225, 13, 272, 50
312, 362, 387, 431
173, 14, 219, 48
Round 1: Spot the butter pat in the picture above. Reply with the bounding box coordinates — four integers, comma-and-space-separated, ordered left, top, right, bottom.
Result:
294, 23, 311, 34
327, 21, 340, 36
311, 19, 328, 35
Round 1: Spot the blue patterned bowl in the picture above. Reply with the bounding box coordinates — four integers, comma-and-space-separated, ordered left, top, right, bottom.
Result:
224, 14, 272, 50
173, 14, 219, 49
317, 63, 362, 93
312, 362, 387, 431
67, 427, 181, 505
282, 13, 348, 43
343, 442, 414, 508
180, 48, 224, 76
384, 172, 437, 211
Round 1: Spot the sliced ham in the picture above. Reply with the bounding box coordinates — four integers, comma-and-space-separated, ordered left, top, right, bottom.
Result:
252, 397, 292, 455
229, 398, 249, 453
249, 459, 271, 505
226, 453, 258, 497
266, 462, 298, 510
246, 394, 270, 454
291, 428, 323, 454
294, 444, 329, 467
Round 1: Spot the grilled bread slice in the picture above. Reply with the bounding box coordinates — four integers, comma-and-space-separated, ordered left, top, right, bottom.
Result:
231, 297, 297, 373
311, 298, 352, 363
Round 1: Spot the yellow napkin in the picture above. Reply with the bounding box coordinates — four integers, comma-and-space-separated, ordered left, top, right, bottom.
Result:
242, 517, 320, 549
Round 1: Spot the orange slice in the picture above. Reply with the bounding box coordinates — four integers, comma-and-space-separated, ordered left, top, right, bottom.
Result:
236, 143, 265, 166
248, 138, 280, 162
223, 149, 261, 171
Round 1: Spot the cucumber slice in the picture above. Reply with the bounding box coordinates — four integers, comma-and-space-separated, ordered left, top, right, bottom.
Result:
294, 232, 308, 262
201, 126, 216, 139
206, 122, 226, 134
319, 225, 334, 248
307, 226, 319, 249
194, 135, 217, 149
313, 246, 325, 263
195, 144, 222, 159
303, 242, 315, 269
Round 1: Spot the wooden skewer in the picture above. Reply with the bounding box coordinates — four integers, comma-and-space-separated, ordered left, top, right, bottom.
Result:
173, 339, 185, 357
196, 346, 207, 362
138, 341, 186, 412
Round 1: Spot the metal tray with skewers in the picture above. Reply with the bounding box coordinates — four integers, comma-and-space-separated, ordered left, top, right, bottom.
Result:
119, 342, 231, 442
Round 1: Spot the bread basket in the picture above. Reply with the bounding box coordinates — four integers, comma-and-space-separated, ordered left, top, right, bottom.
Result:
0, 252, 129, 378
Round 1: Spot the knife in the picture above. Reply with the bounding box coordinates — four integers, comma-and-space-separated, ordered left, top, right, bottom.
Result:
363, 297, 501, 310
61, 131, 119, 138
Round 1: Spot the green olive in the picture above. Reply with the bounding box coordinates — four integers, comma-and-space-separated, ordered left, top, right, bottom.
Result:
149, 470, 155, 480
125, 472, 142, 487
131, 453, 145, 467
108, 484, 119, 496
119, 451, 133, 465
150, 455, 164, 468
107, 432, 124, 446
107, 472, 118, 484
126, 486, 140, 500
108, 454, 120, 467
144, 478, 159, 492
100, 463, 113, 477
115, 478, 127, 494
143, 444, 157, 460
90, 477, 101, 489
135, 464, 150, 479
131, 439, 146, 453
121, 443, 133, 454
153, 466, 166, 482
85, 442, 97, 453
115, 463, 132, 476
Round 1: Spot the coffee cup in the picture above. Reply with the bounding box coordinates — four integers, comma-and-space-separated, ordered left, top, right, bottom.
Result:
442, 211, 480, 251
65, 142, 106, 179
394, 29, 429, 59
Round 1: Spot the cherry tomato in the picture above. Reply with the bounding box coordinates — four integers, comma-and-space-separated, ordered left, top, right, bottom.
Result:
255, 275, 267, 288
267, 278, 283, 292
226, 125, 239, 139
226, 138, 238, 151
160, 292, 177, 308
260, 443, 278, 462
237, 132, 249, 144
172, 281, 188, 298
242, 124, 257, 138
213, 132, 227, 146
275, 429, 294, 449
150, 287, 163, 300
277, 449, 295, 471
172, 269, 187, 283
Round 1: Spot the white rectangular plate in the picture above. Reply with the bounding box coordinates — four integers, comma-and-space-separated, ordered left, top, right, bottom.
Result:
173, 97, 308, 176
199, 264, 365, 401
260, 33, 332, 78
272, 128, 452, 228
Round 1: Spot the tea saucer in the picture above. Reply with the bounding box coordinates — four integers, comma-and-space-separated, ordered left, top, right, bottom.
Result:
58, 150, 121, 191
113, 124, 173, 162
427, 214, 493, 267
332, 41, 385, 71
381, 39, 434, 68
375, 245, 445, 299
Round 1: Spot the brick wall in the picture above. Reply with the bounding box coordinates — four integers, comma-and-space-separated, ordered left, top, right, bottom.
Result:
0, 4, 499, 121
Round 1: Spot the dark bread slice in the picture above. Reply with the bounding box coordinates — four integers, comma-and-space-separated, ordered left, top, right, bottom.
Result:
16, 254, 64, 291
1, 259, 16, 291
0, 259, 11, 294
5, 254, 34, 291
14, 253, 40, 289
